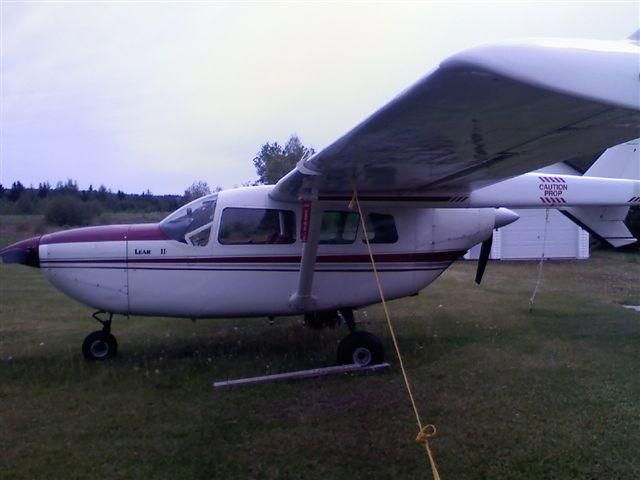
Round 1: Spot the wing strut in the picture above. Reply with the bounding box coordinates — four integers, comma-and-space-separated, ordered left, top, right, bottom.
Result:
289, 180, 322, 312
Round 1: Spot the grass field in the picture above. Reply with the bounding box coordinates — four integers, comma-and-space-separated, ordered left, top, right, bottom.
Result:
1, 223, 639, 479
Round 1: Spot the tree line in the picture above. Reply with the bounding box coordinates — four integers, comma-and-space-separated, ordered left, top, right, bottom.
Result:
0, 134, 312, 226
0, 179, 182, 226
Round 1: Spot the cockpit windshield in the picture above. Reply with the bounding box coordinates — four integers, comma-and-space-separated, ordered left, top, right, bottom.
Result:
159, 193, 218, 246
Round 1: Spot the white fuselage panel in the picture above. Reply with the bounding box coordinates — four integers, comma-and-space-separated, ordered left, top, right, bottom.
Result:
38, 188, 496, 318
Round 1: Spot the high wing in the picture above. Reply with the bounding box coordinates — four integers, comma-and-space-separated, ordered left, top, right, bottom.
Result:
272, 36, 640, 201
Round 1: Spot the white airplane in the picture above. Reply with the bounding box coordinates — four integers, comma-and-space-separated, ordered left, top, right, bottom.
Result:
2, 33, 639, 364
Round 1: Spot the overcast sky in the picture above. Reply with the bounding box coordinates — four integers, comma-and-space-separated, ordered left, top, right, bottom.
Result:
1, 2, 637, 195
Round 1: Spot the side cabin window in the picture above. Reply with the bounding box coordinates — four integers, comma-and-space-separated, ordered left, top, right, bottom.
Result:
218, 208, 296, 245
159, 194, 217, 246
319, 211, 359, 244
363, 213, 398, 244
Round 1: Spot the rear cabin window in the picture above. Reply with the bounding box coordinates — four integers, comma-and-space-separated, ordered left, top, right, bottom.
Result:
319, 211, 359, 244
218, 208, 296, 245
363, 213, 398, 244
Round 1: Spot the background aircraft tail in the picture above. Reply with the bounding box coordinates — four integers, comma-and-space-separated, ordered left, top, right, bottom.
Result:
560, 140, 639, 247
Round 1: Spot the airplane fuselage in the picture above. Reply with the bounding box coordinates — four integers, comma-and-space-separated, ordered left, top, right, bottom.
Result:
35, 186, 501, 318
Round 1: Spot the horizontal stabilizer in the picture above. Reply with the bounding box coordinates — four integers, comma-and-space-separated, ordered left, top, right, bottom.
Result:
560, 140, 639, 247
560, 207, 636, 247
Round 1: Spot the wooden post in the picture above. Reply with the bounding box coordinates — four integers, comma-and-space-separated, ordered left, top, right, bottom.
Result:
213, 363, 390, 389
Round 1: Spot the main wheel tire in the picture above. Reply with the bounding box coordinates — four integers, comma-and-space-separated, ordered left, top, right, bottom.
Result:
337, 331, 384, 366
82, 330, 118, 361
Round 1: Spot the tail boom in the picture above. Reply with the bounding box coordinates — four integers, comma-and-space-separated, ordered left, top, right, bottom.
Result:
468, 173, 640, 208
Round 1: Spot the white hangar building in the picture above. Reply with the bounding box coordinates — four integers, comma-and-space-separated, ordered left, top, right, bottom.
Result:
466, 209, 590, 261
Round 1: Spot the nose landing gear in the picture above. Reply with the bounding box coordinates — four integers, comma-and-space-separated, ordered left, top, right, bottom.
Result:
336, 309, 385, 367
82, 311, 118, 361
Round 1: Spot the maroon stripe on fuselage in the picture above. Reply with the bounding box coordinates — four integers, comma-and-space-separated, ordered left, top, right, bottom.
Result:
41, 250, 465, 265
41, 224, 168, 245
319, 195, 455, 202
128, 224, 170, 241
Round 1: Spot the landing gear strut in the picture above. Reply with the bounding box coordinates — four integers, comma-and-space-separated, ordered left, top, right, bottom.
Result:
82, 311, 118, 361
336, 308, 384, 366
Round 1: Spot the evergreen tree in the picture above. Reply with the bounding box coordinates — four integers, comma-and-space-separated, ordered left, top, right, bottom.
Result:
8, 181, 25, 202
38, 182, 51, 198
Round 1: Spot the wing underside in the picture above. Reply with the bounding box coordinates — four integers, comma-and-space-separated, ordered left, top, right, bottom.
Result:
272, 39, 640, 201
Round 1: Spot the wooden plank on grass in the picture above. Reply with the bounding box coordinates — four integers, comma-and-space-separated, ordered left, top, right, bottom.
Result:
213, 363, 390, 389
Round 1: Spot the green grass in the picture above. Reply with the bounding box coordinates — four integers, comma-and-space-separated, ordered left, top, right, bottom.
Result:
1, 241, 639, 478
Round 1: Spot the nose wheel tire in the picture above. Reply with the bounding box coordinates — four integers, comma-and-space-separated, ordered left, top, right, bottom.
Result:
82, 331, 118, 361
337, 331, 384, 367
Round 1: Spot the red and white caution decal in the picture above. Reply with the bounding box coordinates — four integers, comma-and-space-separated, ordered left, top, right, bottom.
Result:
538, 176, 568, 204
300, 201, 311, 243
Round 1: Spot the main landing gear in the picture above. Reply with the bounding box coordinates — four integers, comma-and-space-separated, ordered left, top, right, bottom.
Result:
335, 309, 384, 367
82, 311, 118, 361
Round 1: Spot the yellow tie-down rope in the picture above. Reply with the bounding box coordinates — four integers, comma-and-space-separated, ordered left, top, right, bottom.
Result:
349, 182, 441, 480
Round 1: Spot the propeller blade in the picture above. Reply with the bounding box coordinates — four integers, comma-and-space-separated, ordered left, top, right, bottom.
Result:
475, 235, 493, 284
